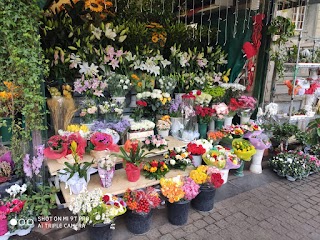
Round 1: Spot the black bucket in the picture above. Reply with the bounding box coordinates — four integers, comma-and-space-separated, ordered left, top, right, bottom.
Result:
125, 210, 153, 234
191, 185, 216, 212
88, 223, 113, 240
166, 200, 190, 225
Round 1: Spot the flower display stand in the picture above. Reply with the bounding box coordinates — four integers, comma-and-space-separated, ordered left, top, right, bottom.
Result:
166, 200, 190, 225
191, 185, 216, 212
127, 130, 154, 141
125, 210, 153, 234
88, 223, 113, 240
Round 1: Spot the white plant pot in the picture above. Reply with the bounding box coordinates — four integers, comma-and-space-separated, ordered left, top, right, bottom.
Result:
111, 96, 126, 105
170, 117, 184, 138
192, 155, 202, 167
208, 119, 215, 131
224, 116, 233, 127
220, 169, 229, 184
250, 149, 264, 174
240, 116, 251, 124
129, 94, 137, 107
158, 129, 169, 138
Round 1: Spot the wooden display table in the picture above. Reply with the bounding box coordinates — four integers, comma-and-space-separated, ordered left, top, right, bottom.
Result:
60, 167, 193, 207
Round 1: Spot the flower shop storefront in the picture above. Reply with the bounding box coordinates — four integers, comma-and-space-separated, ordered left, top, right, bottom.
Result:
2, 0, 320, 239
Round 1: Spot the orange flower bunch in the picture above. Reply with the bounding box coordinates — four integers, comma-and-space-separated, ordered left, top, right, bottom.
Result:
84, 0, 113, 13
0, 81, 21, 117
146, 22, 167, 47
160, 176, 185, 203
207, 131, 225, 142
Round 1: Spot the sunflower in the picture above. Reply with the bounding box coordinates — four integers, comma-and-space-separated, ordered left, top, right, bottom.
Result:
85, 0, 103, 12
152, 35, 159, 43
131, 74, 140, 81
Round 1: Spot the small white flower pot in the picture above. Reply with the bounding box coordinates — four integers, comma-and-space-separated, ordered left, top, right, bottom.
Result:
158, 129, 169, 138
249, 149, 264, 174
208, 119, 215, 131
192, 155, 202, 167
240, 116, 251, 124
224, 116, 233, 127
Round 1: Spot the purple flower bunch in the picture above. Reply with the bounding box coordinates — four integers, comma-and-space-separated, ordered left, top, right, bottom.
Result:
74, 75, 107, 97
169, 98, 182, 117
23, 144, 44, 178
92, 119, 131, 134
182, 177, 200, 201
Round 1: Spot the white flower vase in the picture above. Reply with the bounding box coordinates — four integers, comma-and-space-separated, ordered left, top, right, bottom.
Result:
170, 117, 184, 138
129, 94, 137, 107
249, 149, 264, 174
192, 155, 202, 167
158, 129, 170, 138
208, 119, 215, 131
240, 116, 251, 124
220, 169, 229, 184
224, 116, 233, 127
111, 96, 126, 105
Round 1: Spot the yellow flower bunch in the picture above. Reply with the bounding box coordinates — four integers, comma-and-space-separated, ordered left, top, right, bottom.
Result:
232, 139, 256, 161
190, 166, 208, 184
143, 160, 169, 180
160, 96, 171, 105
67, 124, 89, 133
160, 176, 185, 203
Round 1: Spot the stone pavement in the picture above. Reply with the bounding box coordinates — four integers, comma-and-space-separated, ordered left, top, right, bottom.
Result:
12, 163, 320, 240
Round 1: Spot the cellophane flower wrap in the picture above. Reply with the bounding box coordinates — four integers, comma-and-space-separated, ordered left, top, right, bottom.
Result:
160, 175, 200, 203
163, 147, 192, 170
212, 103, 229, 119
67, 133, 87, 158
247, 132, 271, 150
143, 134, 168, 151
124, 187, 161, 214
68, 189, 126, 228
193, 90, 212, 106
202, 145, 227, 169
90, 132, 120, 152
190, 165, 224, 188
225, 151, 241, 169
143, 160, 169, 180
232, 138, 256, 161
44, 135, 69, 159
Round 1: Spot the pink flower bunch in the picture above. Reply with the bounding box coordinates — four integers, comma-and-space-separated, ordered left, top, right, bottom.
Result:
74, 75, 107, 97
143, 135, 168, 151
104, 45, 126, 70
212, 103, 229, 119
238, 96, 257, 110
23, 144, 44, 178
182, 177, 200, 200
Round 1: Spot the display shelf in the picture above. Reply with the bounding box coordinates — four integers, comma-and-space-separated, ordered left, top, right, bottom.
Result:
46, 136, 187, 176
60, 166, 193, 207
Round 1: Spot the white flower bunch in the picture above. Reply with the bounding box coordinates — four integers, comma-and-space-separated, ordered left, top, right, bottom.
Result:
137, 89, 170, 100
130, 120, 155, 132
5, 184, 27, 197
99, 101, 123, 115
157, 76, 177, 94
219, 83, 246, 92
107, 73, 131, 97
194, 139, 213, 152
97, 155, 116, 170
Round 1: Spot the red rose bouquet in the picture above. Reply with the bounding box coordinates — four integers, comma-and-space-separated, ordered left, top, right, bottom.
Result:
187, 142, 206, 155
195, 105, 215, 124
123, 187, 161, 214
227, 98, 243, 116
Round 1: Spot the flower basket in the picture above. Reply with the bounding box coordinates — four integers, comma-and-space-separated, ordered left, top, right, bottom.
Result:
88, 223, 113, 240
125, 210, 153, 234
125, 162, 141, 182
191, 185, 216, 212
166, 200, 190, 226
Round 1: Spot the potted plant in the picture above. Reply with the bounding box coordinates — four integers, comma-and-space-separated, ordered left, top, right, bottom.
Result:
96, 155, 117, 188
113, 139, 150, 182
99, 100, 124, 123
68, 188, 127, 240
123, 187, 161, 234
189, 165, 224, 211
187, 140, 213, 167
156, 115, 172, 138
142, 134, 168, 151
107, 73, 131, 104
143, 160, 169, 180
163, 147, 192, 171
160, 175, 200, 225
271, 123, 299, 151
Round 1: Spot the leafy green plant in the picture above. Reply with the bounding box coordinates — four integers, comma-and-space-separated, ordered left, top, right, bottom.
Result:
271, 123, 298, 149
306, 118, 320, 145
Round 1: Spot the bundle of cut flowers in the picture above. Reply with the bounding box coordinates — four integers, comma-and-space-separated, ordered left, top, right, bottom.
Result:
193, 90, 212, 107
207, 131, 225, 144
169, 98, 182, 118
211, 103, 229, 119
202, 146, 227, 169
227, 98, 243, 116
143, 160, 169, 180
225, 151, 241, 169
238, 96, 257, 110
189, 165, 224, 188
143, 134, 168, 151
187, 139, 213, 155
68, 188, 126, 228
242, 122, 262, 138
124, 187, 161, 214
195, 105, 215, 124
220, 125, 244, 145
160, 175, 200, 203
99, 100, 123, 120
130, 120, 155, 132
89, 132, 120, 152
156, 115, 171, 130
246, 132, 271, 150
232, 138, 256, 161
163, 147, 192, 170
97, 155, 117, 171
58, 124, 90, 139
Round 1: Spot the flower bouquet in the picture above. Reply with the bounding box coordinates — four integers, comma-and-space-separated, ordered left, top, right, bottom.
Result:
129, 120, 155, 132
225, 151, 241, 169
189, 165, 224, 189
160, 175, 199, 225
131, 100, 147, 122
123, 187, 161, 234
157, 76, 177, 94
207, 131, 225, 145
143, 160, 169, 180
212, 103, 229, 120
169, 98, 182, 118
156, 115, 171, 138
68, 189, 126, 230
220, 125, 244, 148
89, 132, 120, 153
44, 135, 68, 159
107, 73, 131, 97
58, 124, 90, 139
113, 139, 150, 182
202, 146, 227, 169
227, 98, 243, 117
97, 154, 117, 188
79, 98, 98, 124
232, 139, 256, 161
187, 140, 213, 167
99, 100, 123, 122
163, 147, 192, 171
143, 135, 168, 151
195, 105, 215, 138
237, 96, 257, 123
194, 90, 212, 107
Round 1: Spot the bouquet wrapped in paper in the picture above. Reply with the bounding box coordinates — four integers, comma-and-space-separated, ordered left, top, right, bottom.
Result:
232, 139, 256, 161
